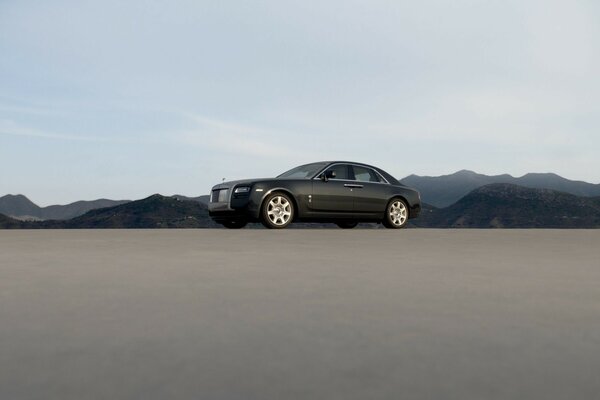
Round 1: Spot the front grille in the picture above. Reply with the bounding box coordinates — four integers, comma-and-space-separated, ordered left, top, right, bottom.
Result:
211, 189, 229, 203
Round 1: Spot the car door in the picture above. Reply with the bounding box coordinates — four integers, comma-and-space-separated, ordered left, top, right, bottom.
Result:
350, 165, 389, 213
310, 164, 354, 212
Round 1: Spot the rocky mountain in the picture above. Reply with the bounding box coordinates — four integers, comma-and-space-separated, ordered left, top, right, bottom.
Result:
414, 184, 600, 228
401, 170, 600, 208
0, 194, 130, 220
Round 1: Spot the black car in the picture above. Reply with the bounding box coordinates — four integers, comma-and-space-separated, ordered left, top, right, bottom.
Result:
209, 161, 421, 229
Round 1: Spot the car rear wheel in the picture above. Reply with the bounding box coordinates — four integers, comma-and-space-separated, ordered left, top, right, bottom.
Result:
222, 220, 248, 229
336, 221, 358, 229
261, 193, 294, 229
383, 198, 409, 229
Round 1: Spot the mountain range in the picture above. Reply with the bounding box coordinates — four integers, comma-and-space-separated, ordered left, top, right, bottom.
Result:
57, 194, 219, 229
1, 184, 600, 229
0, 194, 130, 220
414, 184, 600, 228
0, 194, 211, 221
401, 170, 600, 208
2, 170, 600, 229
1, 195, 219, 229
3, 171, 599, 220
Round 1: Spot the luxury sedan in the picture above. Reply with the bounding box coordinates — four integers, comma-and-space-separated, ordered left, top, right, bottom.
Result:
208, 161, 421, 229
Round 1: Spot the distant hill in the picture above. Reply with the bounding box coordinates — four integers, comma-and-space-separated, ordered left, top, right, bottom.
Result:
0, 194, 130, 220
172, 194, 210, 205
50, 194, 218, 229
414, 184, 600, 228
401, 170, 600, 208
0, 195, 40, 219
0, 213, 23, 228
41, 199, 131, 220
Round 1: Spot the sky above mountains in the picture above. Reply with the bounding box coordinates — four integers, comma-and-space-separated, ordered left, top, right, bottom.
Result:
1, 0, 599, 205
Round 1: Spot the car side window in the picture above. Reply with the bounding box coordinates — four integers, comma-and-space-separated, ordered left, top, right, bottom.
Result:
325, 164, 350, 180
352, 166, 381, 182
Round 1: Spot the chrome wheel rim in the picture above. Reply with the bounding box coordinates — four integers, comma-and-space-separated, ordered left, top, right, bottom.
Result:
267, 196, 292, 226
390, 201, 407, 226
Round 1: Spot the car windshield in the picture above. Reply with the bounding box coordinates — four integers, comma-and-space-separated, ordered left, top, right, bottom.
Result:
277, 162, 328, 179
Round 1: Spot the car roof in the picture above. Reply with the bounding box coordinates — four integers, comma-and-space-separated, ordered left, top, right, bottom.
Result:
321, 160, 375, 167
313, 161, 400, 185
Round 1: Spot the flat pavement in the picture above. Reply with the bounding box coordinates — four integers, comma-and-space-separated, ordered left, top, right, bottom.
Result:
1, 229, 599, 399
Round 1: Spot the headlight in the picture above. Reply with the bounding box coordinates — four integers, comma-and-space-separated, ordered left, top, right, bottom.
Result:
234, 186, 251, 194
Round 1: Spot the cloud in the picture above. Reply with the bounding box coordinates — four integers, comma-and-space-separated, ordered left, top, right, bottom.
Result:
0, 104, 59, 117
0, 119, 114, 143
179, 114, 308, 159
526, 0, 597, 77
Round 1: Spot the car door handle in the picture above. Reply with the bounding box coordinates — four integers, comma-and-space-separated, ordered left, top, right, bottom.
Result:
344, 184, 364, 188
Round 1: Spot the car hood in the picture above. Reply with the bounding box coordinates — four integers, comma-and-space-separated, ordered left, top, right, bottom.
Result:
211, 178, 272, 190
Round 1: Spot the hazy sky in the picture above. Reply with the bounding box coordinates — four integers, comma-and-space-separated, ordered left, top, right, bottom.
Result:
1, 0, 599, 205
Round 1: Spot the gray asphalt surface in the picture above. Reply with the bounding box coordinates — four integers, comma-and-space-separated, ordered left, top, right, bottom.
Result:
1, 229, 599, 399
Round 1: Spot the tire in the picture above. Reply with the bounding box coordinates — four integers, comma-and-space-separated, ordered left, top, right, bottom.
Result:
261, 192, 294, 229
336, 221, 358, 229
222, 220, 248, 229
383, 198, 409, 229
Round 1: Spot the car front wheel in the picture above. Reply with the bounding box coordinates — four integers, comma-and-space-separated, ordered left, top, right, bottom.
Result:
383, 198, 409, 229
261, 193, 294, 229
